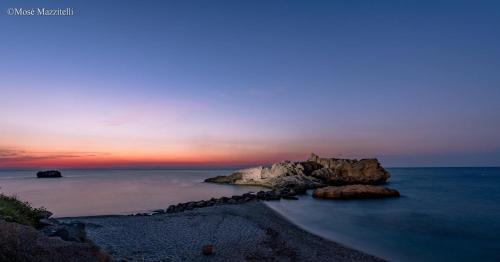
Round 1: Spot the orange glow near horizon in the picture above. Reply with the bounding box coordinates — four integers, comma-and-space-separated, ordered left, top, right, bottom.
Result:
0, 147, 313, 169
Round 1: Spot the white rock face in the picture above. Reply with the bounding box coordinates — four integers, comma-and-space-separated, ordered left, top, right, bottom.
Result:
230, 162, 300, 186
232, 166, 265, 185
205, 153, 391, 189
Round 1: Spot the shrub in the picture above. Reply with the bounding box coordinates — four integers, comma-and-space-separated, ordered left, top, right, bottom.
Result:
0, 193, 50, 227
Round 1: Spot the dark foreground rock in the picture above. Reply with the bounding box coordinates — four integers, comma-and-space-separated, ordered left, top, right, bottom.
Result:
40, 220, 89, 243
59, 202, 384, 262
36, 170, 62, 178
312, 185, 400, 200
0, 219, 110, 262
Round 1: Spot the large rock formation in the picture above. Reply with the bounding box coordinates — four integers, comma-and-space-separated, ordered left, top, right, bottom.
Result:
205, 153, 391, 190
36, 170, 62, 178
312, 185, 400, 200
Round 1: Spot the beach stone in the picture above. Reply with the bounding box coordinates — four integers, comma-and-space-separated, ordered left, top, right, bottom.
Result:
195, 201, 206, 208
282, 196, 299, 200
312, 185, 400, 200
256, 191, 266, 199
202, 245, 213, 256
152, 209, 165, 215
49, 222, 87, 243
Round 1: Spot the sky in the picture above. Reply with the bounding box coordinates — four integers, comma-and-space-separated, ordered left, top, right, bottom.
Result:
0, 0, 499, 168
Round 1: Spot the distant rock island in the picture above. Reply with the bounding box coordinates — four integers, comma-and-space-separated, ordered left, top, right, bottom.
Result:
36, 170, 62, 178
205, 153, 399, 199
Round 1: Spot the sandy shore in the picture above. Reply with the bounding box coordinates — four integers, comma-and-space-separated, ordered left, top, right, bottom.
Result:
59, 202, 384, 262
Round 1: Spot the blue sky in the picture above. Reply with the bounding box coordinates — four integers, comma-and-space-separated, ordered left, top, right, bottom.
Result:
0, 0, 499, 167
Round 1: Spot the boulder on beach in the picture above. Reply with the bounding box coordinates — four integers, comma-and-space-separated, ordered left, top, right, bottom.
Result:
36, 170, 62, 178
312, 185, 400, 200
204, 153, 390, 190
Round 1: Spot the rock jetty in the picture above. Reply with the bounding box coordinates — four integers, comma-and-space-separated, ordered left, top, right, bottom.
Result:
148, 188, 303, 215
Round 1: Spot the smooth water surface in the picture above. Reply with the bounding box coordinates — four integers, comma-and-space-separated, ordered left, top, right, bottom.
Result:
266, 167, 500, 262
1, 168, 499, 261
0, 169, 262, 217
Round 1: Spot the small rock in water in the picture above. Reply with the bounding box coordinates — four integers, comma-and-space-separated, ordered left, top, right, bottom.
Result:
36, 170, 62, 178
202, 244, 213, 255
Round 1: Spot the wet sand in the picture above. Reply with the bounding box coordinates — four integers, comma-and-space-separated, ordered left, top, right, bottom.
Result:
60, 202, 384, 262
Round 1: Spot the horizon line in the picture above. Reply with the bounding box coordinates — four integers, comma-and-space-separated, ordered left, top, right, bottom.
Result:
1, 165, 499, 172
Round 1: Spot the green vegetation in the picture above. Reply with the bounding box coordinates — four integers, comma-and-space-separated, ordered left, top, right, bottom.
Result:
0, 193, 50, 227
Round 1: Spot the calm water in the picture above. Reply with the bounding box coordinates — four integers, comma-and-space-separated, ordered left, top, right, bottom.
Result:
0, 168, 499, 261
267, 167, 500, 262
0, 169, 263, 217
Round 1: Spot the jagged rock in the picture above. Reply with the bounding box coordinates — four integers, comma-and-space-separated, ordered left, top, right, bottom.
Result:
312, 185, 400, 200
297, 161, 324, 175
36, 170, 62, 178
166, 205, 176, 213
308, 153, 390, 185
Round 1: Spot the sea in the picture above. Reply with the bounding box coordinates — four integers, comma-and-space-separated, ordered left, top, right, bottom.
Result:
0, 167, 499, 262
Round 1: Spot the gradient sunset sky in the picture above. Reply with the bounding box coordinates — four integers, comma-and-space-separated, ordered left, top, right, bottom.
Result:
1, 0, 499, 168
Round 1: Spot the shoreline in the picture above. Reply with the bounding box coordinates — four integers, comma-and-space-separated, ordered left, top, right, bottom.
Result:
59, 201, 384, 261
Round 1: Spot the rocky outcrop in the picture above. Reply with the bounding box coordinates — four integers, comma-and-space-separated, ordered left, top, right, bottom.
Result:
312, 185, 400, 200
36, 170, 62, 178
0, 219, 110, 262
205, 153, 390, 189
308, 153, 390, 185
